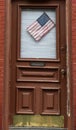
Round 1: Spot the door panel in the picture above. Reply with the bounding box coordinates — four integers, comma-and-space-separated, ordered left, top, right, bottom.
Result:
41, 87, 60, 115
17, 66, 60, 82
11, 0, 67, 127
16, 86, 35, 114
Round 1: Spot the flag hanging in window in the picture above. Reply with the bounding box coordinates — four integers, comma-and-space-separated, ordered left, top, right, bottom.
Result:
27, 12, 55, 41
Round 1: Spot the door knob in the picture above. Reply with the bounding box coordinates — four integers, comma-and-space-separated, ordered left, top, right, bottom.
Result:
61, 69, 66, 76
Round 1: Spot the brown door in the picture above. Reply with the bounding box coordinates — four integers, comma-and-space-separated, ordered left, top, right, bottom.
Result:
10, 0, 67, 127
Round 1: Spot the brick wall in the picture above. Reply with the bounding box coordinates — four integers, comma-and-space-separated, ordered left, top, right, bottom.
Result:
0, 0, 5, 129
0, 0, 76, 130
72, 0, 76, 130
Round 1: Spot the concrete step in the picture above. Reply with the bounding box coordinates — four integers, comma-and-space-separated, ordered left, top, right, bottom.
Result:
9, 127, 67, 130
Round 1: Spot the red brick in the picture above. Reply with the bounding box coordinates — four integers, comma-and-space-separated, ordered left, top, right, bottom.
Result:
0, 0, 76, 129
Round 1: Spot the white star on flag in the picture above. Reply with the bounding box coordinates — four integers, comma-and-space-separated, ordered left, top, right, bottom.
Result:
27, 12, 55, 41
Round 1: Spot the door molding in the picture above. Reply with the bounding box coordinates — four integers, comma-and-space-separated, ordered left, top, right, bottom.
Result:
3, 0, 72, 130
66, 0, 73, 130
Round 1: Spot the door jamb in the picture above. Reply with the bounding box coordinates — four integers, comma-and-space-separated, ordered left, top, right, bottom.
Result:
3, 0, 72, 130
66, 0, 73, 130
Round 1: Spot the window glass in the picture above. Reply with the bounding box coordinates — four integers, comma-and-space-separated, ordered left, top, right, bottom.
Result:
20, 9, 56, 59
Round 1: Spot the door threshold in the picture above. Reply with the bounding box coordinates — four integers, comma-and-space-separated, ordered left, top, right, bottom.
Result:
9, 126, 67, 130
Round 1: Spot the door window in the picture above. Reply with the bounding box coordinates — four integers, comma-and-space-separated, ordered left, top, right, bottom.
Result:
20, 9, 57, 59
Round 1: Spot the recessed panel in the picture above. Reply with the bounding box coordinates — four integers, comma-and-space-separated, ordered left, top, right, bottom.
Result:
41, 87, 60, 115
16, 86, 35, 114
20, 9, 56, 59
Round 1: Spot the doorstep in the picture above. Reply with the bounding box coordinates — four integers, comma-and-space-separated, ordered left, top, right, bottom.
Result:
9, 126, 67, 130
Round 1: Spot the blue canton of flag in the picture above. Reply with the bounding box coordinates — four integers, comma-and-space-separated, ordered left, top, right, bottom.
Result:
27, 12, 55, 41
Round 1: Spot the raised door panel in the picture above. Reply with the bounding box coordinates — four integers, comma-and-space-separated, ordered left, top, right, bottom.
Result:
41, 87, 60, 115
16, 86, 35, 114
17, 66, 60, 82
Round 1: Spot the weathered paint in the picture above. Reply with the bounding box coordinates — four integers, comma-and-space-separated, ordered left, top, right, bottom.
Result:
13, 115, 64, 128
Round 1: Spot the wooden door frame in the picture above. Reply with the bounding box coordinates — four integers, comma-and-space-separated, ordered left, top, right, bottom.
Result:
3, 0, 72, 130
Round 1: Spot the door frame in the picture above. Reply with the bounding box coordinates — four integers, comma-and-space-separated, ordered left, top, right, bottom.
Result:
3, 0, 72, 130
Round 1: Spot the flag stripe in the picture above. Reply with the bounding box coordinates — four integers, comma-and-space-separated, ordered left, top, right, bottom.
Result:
28, 23, 40, 33
30, 24, 41, 35
27, 22, 41, 34
33, 21, 52, 37
33, 21, 54, 40
35, 24, 54, 41
27, 21, 38, 30
31, 20, 52, 38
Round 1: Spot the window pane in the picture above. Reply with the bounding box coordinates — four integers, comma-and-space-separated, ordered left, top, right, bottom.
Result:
20, 9, 56, 59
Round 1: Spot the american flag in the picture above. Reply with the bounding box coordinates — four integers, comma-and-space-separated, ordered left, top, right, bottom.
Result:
27, 12, 55, 41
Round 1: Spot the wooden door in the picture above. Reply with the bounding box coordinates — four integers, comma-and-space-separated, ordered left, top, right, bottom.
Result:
10, 0, 67, 127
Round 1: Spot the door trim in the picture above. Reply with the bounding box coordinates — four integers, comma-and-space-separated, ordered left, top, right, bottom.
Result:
66, 0, 73, 130
3, 0, 72, 130
17, 3, 60, 62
